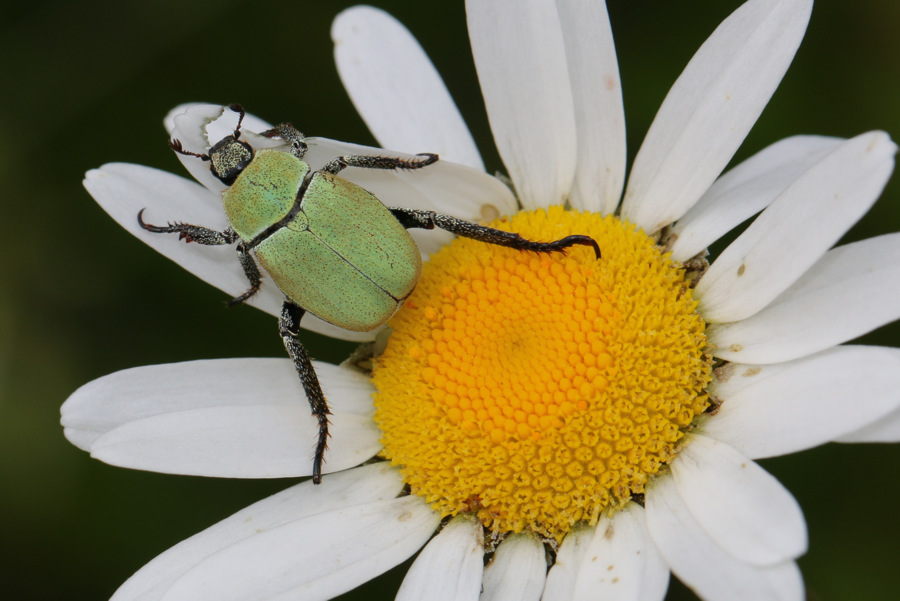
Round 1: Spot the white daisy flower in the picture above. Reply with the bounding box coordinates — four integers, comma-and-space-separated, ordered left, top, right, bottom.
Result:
62, 0, 900, 600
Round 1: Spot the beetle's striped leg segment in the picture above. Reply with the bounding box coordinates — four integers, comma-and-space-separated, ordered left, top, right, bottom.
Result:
389, 208, 602, 259
320, 153, 438, 176
137, 209, 239, 246
226, 243, 263, 307
279, 301, 331, 485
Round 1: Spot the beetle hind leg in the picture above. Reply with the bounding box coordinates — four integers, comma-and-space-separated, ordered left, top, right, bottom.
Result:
279, 301, 331, 484
389, 208, 601, 259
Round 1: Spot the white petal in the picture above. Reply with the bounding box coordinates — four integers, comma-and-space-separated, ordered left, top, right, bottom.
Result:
834, 406, 900, 443
708, 233, 900, 364
670, 435, 806, 565
164, 103, 272, 143
84, 162, 377, 341
152, 495, 439, 601
306, 137, 518, 241
112, 463, 408, 601
332, 7, 483, 170
90, 406, 379, 479
396, 515, 484, 601
696, 131, 897, 323
555, 0, 625, 214
541, 526, 593, 601
62, 358, 373, 449
572, 504, 670, 601
165, 104, 273, 195
621, 0, 813, 233
669, 136, 843, 262
481, 533, 546, 601
703, 346, 900, 459
467, 0, 576, 210
645, 476, 805, 601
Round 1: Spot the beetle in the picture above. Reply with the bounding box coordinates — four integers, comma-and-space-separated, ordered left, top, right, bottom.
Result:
139, 104, 601, 483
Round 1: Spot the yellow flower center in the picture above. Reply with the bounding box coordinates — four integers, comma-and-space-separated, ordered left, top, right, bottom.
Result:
372, 206, 711, 540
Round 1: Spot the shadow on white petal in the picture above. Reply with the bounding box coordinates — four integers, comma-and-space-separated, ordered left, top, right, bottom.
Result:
645, 475, 805, 601
696, 131, 896, 323
481, 533, 546, 601
396, 515, 483, 601
154, 496, 439, 601
671, 435, 806, 565
542, 526, 593, 601
572, 504, 669, 601
703, 346, 900, 459
112, 463, 406, 601
670, 135, 843, 262
709, 233, 900, 364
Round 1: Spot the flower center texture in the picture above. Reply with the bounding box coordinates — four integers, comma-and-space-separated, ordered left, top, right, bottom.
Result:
372, 206, 712, 540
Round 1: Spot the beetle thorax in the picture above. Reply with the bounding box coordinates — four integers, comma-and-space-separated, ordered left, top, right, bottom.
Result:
222, 149, 308, 242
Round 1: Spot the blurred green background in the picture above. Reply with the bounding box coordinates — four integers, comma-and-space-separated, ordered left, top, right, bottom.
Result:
1, 1, 898, 599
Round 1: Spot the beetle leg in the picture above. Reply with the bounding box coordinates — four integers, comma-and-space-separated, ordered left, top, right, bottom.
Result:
389, 208, 601, 259
320, 153, 438, 176
261, 123, 309, 160
279, 301, 331, 485
137, 209, 239, 246
227, 243, 263, 306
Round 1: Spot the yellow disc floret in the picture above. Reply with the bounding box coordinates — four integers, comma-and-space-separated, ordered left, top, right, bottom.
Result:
372, 206, 711, 540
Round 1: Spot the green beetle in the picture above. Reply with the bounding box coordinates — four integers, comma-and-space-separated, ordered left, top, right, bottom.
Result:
139, 104, 600, 483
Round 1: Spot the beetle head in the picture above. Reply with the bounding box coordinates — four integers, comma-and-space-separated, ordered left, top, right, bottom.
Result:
169, 103, 254, 186
208, 135, 254, 186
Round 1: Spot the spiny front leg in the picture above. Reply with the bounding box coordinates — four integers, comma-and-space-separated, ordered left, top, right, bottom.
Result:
137, 209, 239, 246
389, 208, 602, 259
279, 301, 331, 484
138, 209, 261, 304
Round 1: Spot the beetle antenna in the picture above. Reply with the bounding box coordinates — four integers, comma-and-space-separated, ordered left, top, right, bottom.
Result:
228, 103, 246, 139
169, 139, 209, 161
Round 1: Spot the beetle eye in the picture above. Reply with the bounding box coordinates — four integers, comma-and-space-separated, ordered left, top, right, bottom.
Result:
208, 138, 254, 185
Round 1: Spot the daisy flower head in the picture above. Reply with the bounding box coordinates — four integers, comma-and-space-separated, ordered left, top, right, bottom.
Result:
61, 0, 900, 600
